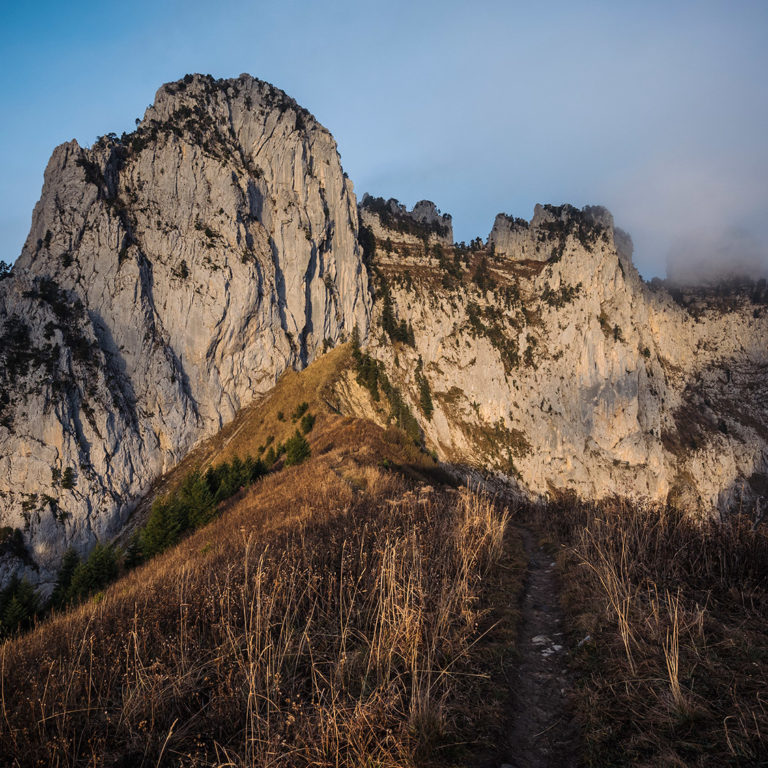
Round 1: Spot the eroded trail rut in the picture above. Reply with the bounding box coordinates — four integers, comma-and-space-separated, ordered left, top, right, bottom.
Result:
502, 527, 580, 768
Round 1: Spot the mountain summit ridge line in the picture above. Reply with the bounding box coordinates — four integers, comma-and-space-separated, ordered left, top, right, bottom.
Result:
1, 73, 766, 589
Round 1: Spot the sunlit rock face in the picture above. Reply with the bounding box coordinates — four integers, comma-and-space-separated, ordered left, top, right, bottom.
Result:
2, 73, 767, 591
359, 194, 453, 250
0, 74, 370, 589
360, 201, 768, 518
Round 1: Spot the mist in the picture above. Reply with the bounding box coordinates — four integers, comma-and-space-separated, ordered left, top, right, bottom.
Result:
666, 228, 768, 285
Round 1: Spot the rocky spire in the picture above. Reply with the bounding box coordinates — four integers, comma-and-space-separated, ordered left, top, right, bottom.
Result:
0, 74, 371, 590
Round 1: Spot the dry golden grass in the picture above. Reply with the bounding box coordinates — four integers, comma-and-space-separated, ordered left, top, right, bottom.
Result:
0, 417, 517, 767
530, 497, 768, 767
124, 345, 359, 533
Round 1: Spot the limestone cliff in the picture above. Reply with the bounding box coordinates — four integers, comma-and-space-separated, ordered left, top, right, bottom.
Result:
2, 73, 767, 592
360, 201, 768, 516
359, 195, 453, 252
0, 74, 370, 589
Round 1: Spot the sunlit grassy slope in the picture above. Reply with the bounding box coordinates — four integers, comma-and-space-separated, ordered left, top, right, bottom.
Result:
0, 346, 525, 767
123, 344, 360, 533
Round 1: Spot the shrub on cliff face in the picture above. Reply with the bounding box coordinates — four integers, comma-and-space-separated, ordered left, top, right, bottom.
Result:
353, 347, 422, 445
472, 255, 492, 292
465, 301, 520, 374
541, 281, 582, 308
358, 222, 375, 265
61, 467, 76, 489
378, 278, 415, 346
0, 527, 28, 560
416, 359, 433, 421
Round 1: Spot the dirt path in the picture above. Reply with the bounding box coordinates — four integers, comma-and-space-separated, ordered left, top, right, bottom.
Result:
501, 527, 580, 768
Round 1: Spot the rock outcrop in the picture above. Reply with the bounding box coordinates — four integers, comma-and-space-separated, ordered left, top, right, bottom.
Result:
359, 195, 453, 250
488, 204, 617, 263
0, 74, 370, 589
361, 201, 768, 517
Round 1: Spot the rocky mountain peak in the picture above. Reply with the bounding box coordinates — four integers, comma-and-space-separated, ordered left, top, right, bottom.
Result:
359, 194, 453, 246
0, 74, 370, 590
487, 203, 625, 275
410, 200, 452, 228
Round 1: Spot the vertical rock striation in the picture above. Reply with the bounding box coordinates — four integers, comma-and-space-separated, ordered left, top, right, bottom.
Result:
0, 74, 370, 588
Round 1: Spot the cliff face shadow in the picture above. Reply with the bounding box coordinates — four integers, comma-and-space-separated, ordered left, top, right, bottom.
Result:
87, 308, 140, 430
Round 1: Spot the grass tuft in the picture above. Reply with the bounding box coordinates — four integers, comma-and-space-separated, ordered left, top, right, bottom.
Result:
529, 496, 768, 767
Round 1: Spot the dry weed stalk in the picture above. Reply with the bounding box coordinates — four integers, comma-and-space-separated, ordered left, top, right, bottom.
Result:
662, 590, 685, 713
578, 524, 637, 675
0, 443, 513, 767
534, 494, 768, 765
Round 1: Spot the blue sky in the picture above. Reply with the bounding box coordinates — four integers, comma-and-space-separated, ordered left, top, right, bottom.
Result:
1, 0, 766, 278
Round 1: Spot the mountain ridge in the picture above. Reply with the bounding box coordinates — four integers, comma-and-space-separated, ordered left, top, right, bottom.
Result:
359, 195, 768, 510
1, 73, 767, 590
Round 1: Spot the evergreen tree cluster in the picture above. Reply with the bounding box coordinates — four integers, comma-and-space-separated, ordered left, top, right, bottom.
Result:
299, 412, 316, 434
138, 455, 266, 559
262, 407, 315, 468
541, 281, 582, 308
51, 545, 118, 608
351, 327, 422, 444
437, 245, 464, 289
0, 526, 29, 560
465, 301, 521, 374
0, 577, 38, 638
284, 431, 311, 466
472, 255, 493, 292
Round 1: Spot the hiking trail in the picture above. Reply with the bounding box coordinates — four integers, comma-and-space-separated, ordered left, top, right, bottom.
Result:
500, 526, 580, 768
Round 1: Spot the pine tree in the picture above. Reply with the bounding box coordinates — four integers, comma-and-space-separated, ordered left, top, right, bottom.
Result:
416, 364, 433, 420
284, 430, 311, 466
0, 578, 38, 636
351, 324, 361, 362
51, 549, 80, 607
300, 412, 316, 434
